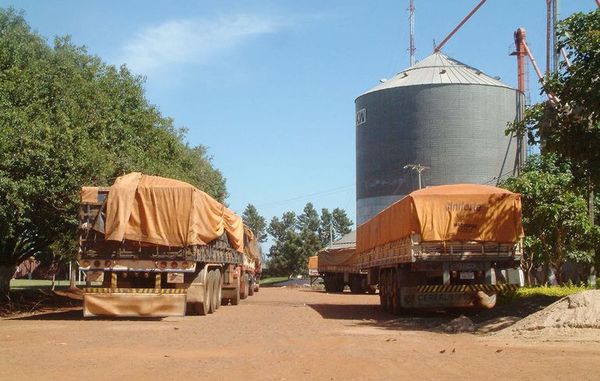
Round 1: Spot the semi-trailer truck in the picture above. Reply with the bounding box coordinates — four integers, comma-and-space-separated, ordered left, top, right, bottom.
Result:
315, 231, 373, 293
357, 184, 524, 312
77, 172, 261, 317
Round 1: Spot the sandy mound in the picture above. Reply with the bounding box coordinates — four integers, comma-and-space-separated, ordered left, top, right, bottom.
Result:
496, 290, 600, 341
509, 290, 600, 331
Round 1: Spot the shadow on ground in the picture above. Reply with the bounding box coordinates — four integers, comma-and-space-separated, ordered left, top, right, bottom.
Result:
307, 294, 563, 334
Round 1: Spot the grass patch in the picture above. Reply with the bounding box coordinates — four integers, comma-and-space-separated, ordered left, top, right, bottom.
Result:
515, 285, 590, 298
259, 277, 288, 285
10, 279, 88, 290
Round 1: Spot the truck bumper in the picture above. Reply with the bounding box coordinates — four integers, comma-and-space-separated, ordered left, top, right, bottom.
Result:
83, 288, 186, 317
400, 284, 516, 309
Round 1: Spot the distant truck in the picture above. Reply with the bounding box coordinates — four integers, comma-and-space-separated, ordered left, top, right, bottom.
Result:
77, 172, 261, 317
357, 184, 524, 312
315, 231, 374, 294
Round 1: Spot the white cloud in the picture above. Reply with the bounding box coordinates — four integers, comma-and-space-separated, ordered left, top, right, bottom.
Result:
120, 14, 282, 74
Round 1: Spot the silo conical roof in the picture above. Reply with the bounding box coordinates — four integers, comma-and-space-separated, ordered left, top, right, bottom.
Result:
361, 52, 511, 96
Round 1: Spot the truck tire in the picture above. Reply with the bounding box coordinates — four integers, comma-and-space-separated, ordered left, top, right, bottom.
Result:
230, 275, 240, 305
240, 274, 249, 300
206, 270, 215, 314
350, 275, 367, 294
194, 268, 210, 316
379, 271, 388, 311
214, 270, 222, 310
391, 271, 401, 315
324, 275, 336, 293
209, 269, 219, 312
336, 277, 345, 293
248, 277, 255, 296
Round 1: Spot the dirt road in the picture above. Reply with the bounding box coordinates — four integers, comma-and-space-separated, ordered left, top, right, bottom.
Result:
1, 287, 599, 380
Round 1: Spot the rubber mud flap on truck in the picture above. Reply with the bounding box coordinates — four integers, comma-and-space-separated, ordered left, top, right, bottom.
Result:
400, 287, 478, 309
83, 288, 186, 317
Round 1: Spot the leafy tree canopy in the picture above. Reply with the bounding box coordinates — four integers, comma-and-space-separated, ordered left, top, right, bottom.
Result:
242, 204, 267, 243
500, 154, 597, 283
511, 10, 600, 189
0, 8, 227, 294
266, 203, 353, 277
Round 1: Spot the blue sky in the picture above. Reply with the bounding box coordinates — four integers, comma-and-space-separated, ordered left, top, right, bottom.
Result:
3, 0, 596, 233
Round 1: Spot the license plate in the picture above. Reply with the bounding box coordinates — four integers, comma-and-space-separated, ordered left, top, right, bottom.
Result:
86, 271, 104, 283
167, 273, 184, 284
460, 271, 475, 280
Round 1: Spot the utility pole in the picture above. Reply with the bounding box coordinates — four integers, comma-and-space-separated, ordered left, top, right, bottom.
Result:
404, 164, 429, 190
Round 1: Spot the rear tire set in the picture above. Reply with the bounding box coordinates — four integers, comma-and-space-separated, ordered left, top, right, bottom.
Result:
240, 274, 249, 300
195, 267, 222, 315
379, 269, 402, 315
248, 276, 255, 296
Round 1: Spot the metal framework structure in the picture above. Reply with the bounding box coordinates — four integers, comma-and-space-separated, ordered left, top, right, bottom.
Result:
408, 0, 416, 66
434, 0, 487, 52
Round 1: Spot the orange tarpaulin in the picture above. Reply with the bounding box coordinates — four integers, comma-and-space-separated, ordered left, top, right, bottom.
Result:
101, 172, 244, 252
80, 187, 99, 204
357, 184, 524, 254
308, 255, 318, 270
317, 247, 358, 267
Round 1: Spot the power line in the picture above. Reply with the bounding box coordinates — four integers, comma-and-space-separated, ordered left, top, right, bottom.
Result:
253, 184, 354, 209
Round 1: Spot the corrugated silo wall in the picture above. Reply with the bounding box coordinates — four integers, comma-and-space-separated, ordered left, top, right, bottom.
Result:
356, 84, 521, 225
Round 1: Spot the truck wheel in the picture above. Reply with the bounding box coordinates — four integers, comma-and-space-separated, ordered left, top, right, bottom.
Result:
391, 271, 401, 315
240, 274, 249, 300
195, 268, 210, 316
214, 270, 222, 310
379, 271, 387, 310
336, 276, 345, 293
248, 276, 255, 296
324, 275, 335, 292
209, 269, 219, 312
206, 270, 215, 314
349, 276, 361, 294
230, 275, 240, 305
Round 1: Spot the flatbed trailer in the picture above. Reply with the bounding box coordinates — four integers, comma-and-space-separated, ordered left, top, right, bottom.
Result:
77, 173, 260, 317
316, 231, 374, 294
357, 184, 524, 312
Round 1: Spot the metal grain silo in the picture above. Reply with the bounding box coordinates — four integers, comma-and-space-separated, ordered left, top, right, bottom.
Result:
356, 52, 522, 225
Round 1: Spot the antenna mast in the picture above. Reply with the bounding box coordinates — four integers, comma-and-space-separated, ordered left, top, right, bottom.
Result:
408, 0, 416, 66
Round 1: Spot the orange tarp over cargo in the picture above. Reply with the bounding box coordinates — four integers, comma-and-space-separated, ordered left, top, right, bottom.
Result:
80, 187, 99, 204
357, 184, 524, 254
308, 256, 318, 270
102, 172, 244, 252
317, 248, 357, 267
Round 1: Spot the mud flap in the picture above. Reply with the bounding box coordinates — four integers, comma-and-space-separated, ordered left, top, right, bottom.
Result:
83, 290, 186, 317
400, 287, 478, 308
476, 291, 497, 309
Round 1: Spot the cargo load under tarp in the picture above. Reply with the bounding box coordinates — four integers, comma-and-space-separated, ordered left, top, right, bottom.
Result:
357, 184, 523, 255
317, 231, 361, 273
98, 172, 244, 251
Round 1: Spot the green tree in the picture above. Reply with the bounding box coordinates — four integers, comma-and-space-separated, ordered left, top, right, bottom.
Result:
0, 9, 227, 295
501, 154, 596, 284
296, 203, 320, 233
508, 9, 600, 283
318, 208, 333, 246
266, 212, 297, 275
242, 204, 267, 243
332, 208, 353, 239
266, 204, 353, 276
